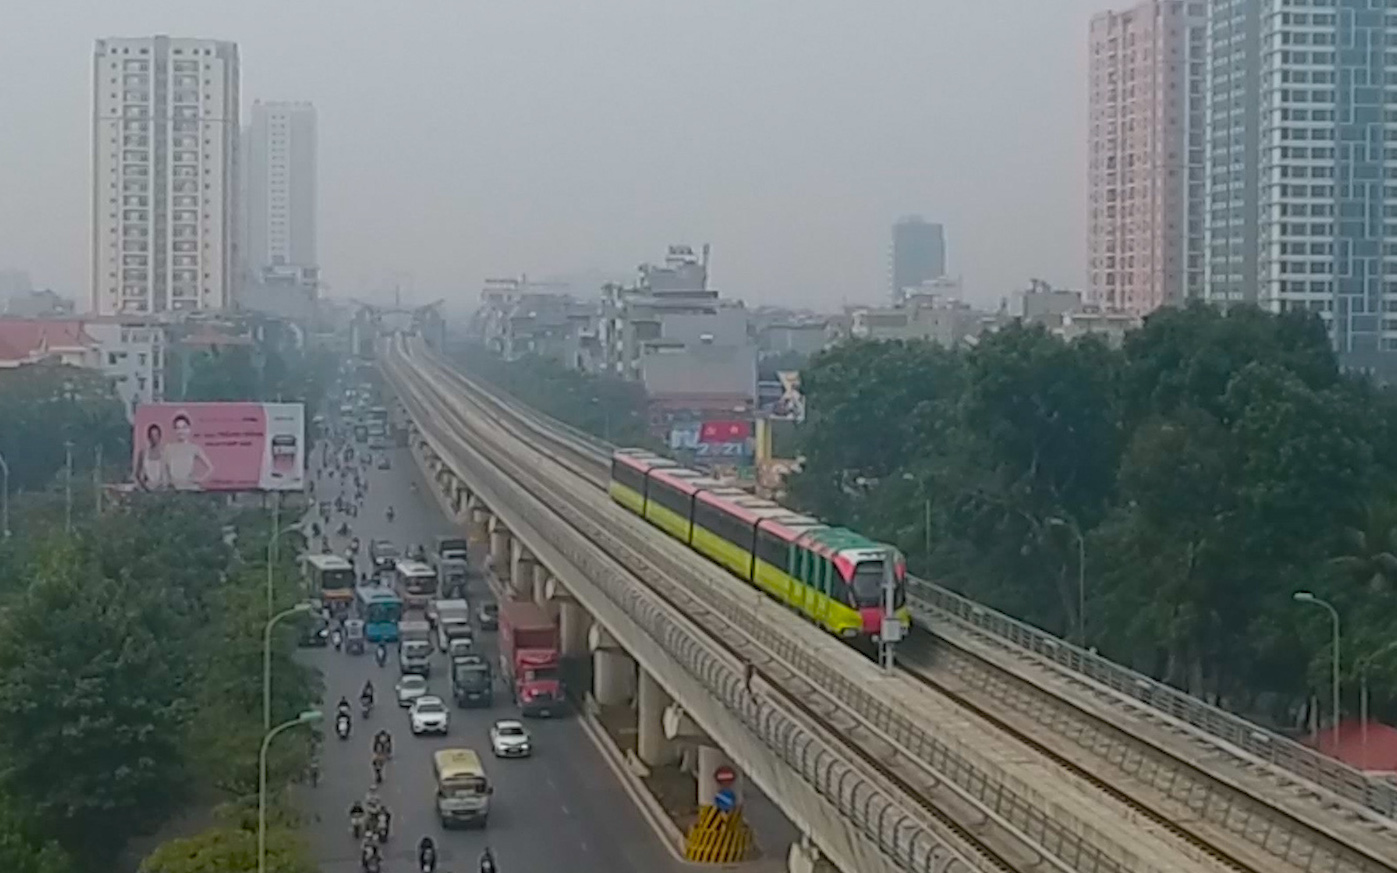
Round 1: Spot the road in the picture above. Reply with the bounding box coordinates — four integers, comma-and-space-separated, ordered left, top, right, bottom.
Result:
298, 437, 686, 873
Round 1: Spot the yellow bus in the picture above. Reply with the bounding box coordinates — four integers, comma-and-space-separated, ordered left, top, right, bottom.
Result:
432, 748, 491, 828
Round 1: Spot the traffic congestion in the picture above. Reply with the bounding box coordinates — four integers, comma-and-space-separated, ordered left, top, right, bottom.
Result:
299, 372, 684, 873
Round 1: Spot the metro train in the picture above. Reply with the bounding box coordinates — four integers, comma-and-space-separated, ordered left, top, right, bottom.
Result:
609, 449, 911, 641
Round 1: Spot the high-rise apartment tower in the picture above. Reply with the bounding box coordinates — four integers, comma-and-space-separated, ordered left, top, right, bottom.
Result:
1088, 1, 1207, 316
91, 36, 240, 315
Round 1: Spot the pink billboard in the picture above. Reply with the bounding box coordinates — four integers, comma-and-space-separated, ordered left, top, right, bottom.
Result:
131, 402, 306, 493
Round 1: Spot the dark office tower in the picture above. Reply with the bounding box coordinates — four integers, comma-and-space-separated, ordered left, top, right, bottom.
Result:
891, 216, 946, 302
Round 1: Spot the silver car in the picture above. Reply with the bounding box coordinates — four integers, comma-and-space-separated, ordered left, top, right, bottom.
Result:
489, 719, 532, 758
396, 673, 428, 707
410, 695, 450, 735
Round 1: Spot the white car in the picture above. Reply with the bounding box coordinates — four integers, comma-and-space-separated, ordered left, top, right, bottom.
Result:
396, 674, 428, 708
410, 695, 450, 735
489, 719, 532, 758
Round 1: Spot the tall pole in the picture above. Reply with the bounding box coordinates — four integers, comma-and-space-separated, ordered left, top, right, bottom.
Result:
879, 548, 903, 674
1294, 592, 1341, 750
1075, 530, 1086, 647
1357, 639, 1397, 771
264, 603, 311, 734
0, 451, 10, 539
64, 440, 74, 535
1047, 516, 1086, 646
94, 444, 103, 515
267, 495, 281, 621
259, 711, 321, 873
924, 498, 932, 563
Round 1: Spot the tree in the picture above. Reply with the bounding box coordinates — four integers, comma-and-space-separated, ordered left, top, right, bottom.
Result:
0, 542, 191, 864
139, 825, 314, 873
0, 791, 72, 873
0, 364, 130, 492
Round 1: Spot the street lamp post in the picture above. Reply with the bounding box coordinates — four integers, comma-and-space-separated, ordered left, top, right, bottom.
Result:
1047, 516, 1086, 646
1357, 639, 1397, 770
264, 602, 314, 734
259, 710, 321, 873
267, 495, 281, 621
1294, 591, 1342, 750
63, 440, 74, 536
0, 450, 11, 539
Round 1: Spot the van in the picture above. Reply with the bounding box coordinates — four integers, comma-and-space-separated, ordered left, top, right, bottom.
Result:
433, 748, 492, 828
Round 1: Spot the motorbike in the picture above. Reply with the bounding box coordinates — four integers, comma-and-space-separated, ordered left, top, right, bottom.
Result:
351, 811, 366, 840
336, 713, 351, 740
386, 507, 395, 523
331, 629, 343, 651
375, 810, 391, 843
419, 848, 437, 873
361, 846, 381, 873
361, 697, 373, 719
375, 645, 387, 668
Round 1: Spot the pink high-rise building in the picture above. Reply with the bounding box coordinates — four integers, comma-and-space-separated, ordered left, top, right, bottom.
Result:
1087, 1, 1205, 317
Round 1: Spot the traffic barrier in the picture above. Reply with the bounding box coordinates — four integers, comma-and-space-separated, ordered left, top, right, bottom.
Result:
684, 804, 753, 864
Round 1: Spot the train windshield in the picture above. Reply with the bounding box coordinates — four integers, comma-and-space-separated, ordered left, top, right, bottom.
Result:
849, 561, 905, 608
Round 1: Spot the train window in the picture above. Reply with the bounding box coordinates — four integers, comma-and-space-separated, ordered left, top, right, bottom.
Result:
649, 479, 691, 517
697, 500, 753, 547
849, 561, 888, 608
611, 458, 647, 493
756, 528, 787, 569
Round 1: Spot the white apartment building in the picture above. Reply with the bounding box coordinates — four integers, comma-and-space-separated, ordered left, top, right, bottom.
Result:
91, 36, 240, 316
244, 101, 318, 278
1204, 1, 1397, 362
83, 319, 166, 419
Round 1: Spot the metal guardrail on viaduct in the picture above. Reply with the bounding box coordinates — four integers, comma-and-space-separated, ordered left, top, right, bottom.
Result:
385, 336, 1397, 873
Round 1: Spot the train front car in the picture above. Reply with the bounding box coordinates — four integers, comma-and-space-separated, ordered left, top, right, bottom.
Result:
834, 546, 911, 640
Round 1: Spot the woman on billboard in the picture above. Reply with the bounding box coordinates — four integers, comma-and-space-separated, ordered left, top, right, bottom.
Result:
135, 423, 171, 491
165, 412, 215, 491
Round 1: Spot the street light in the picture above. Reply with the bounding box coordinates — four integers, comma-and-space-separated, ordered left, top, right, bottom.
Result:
1294, 591, 1342, 750
901, 472, 931, 562
0, 450, 10, 539
1357, 639, 1397, 770
1047, 516, 1086, 646
264, 602, 314, 734
258, 710, 321, 873
266, 508, 308, 622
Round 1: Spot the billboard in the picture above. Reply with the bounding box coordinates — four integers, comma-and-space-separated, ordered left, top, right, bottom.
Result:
132, 402, 306, 493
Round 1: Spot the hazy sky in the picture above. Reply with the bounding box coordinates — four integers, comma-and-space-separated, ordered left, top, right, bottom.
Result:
0, 1, 1114, 311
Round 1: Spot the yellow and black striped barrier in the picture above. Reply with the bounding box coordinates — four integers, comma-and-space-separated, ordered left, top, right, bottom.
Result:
684, 804, 754, 863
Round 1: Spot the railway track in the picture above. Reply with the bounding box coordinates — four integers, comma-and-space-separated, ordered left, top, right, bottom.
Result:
392, 340, 1239, 873
400, 338, 1397, 873
387, 343, 1023, 873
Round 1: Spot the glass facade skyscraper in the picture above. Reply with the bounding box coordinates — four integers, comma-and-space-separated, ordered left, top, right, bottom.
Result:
1204, 1, 1397, 359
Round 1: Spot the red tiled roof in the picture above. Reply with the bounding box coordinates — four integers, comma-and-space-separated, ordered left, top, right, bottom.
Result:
0, 319, 97, 364
1310, 719, 1397, 773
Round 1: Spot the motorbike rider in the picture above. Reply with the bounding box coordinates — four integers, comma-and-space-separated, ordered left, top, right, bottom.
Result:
371, 754, 384, 785
372, 728, 393, 758
418, 836, 438, 872
479, 846, 498, 873
337, 696, 352, 718
375, 805, 392, 841
386, 505, 395, 522
348, 799, 366, 837
375, 644, 388, 667
360, 838, 381, 872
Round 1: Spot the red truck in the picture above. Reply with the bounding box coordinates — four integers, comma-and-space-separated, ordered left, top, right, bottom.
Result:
498, 601, 564, 717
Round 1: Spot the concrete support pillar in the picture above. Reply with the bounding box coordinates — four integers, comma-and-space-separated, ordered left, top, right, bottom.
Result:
531, 564, 550, 609
588, 625, 635, 707
469, 507, 489, 545
488, 520, 510, 581
558, 598, 590, 657
637, 671, 677, 767
696, 745, 742, 809
509, 539, 535, 600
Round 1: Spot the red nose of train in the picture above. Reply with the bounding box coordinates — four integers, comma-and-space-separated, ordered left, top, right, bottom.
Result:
859, 607, 885, 635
